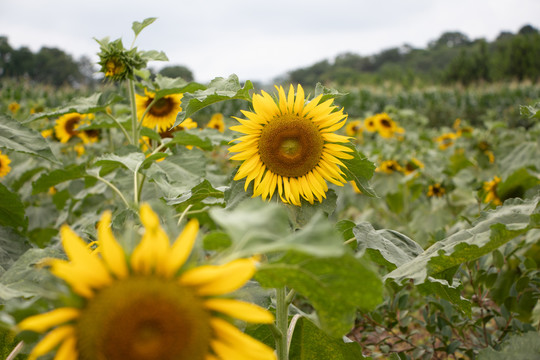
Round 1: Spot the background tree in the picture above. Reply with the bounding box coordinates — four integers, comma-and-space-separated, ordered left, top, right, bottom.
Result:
158, 65, 194, 81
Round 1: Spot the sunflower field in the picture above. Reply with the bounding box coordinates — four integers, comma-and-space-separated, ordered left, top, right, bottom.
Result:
1, 18, 540, 360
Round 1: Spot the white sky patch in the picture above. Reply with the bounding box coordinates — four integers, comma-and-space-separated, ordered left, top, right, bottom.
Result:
1, 0, 539, 83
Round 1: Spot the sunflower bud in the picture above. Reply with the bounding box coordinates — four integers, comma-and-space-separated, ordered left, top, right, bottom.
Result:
96, 37, 146, 81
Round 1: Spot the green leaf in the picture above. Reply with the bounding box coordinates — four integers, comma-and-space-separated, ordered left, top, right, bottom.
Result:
132, 17, 157, 37
418, 278, 471, 317
168, 130, 213, 151
25, 93, 122, 122
289, 317, 368, 360
286, 189, 338, 229
353, 222, 424, 271
256, 251, 382, 337
139, 50, 168, 62
173, 75, 253, 127
478, 331, 540, 360
519, 102, 540, 119
166, 179, 225, 208
0, 183, 27, 231
0, 248, 63, 300
210, 199, 346, 259
202, 231, 232, 251
314, 83, 349, 103
0, 115, 58, 163
498, 168, 539, 201
0, 226, 31, 274
341, 143, 377, 197
94, 149, 146, 173
385, 196, 540, 286
32, 164, 86, 194
153, 76, 206, 98
499, 142, 540, 178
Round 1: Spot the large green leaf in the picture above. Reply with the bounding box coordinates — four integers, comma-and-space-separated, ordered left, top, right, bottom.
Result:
0, 115, 58, 163
289, 317, 368, 360
385, 196, 540, 286
0, 248, 63, 300
353, 222, 424, 271
256, 251, 382, 337
478, 331, 540, 360
0, 183, 27, 232
210, 199, 346, 259
25, 92, 122, 122
0, 226, 31, 275
152, 75, 206, 98
166, 179, 225, 209
168, 130, 213, 151
173, 75, 253, 127
32, 164, 86, 194
132, 17, 157, 37
94, 149, 146, 173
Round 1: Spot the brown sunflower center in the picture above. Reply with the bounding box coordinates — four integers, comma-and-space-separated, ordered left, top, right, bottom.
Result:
77, 277, 211, 360
148, 97, 175, 117
380, 119, 392, 128
258, 114, 323, 178
64, 117, 81, 135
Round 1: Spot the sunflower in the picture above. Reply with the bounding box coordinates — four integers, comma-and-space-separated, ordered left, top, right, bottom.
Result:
8, 102, 20, 114
54, 113, 95, 144
427, 183, 445, 198
435, 133, 458, 150
17, 204, 276, 360
136, 90, 183, 132
345, 120, 363, 137
374, 113, 402, 139
402, 157, 424, 175
363, 115, 377, 132
0, 150, 12, 178
207, 113, 225, 132
376, 160, 403, 174
483, 176, 502, 206
228, 84, 353, 206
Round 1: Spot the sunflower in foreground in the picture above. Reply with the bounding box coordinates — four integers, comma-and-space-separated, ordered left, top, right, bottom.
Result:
228, 84, 353, 206
17, 204, 276, 360
136, 90, 183, 132
0, 150, 12, 178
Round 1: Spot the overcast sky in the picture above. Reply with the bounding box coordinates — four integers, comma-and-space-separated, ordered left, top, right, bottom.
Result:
1, 0, 539, 83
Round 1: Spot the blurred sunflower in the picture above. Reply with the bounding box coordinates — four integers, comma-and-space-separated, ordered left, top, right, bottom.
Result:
427, 183, 445, 198
54, 113, 95, 143
345, 120, 363, 137
136, 90, 183, 132
374, 113, 400, 139
483, 176, 502, 206
17, 204, 276, 360
402, 158, 424, 175
363, 115, 377, 132
435, 133, 458, 150
41, 129, 54, 138
0, 150, 12, 178
376, 160, 403, 174
8, 102, 20, 114
159, 118, 198, 139
207, 113, 225, 132
229, 84, 353, 206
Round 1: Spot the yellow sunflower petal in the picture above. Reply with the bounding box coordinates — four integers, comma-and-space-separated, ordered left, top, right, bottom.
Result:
293, 84, 305, 115
179, 258, 256, 296
211, 318, 276, 360
28, 325, 74, 360
97, 211, 128, 279
54, 335, 77, 360
204, 299, 274, 324
18, 308, 80, 333
211, 339, 252, 360
164, 219, 199, 277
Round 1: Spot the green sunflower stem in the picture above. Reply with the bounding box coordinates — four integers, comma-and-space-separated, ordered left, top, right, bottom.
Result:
127, 79, 139, 146
275, 286, 289, 360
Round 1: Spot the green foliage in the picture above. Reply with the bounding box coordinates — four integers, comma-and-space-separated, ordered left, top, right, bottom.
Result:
478, 331, 540, 359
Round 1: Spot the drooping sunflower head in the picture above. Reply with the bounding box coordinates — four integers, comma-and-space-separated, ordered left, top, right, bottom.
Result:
0, 150, 12, 178
228, 84, 353, 206
136, 89, 183, 132
17, 204, 276, 360
207, 113, 225, 132
427, 183, 445, 198
96, 38, 146, 81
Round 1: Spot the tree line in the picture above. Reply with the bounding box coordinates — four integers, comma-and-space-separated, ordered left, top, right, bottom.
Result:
286, 24, 540, 86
